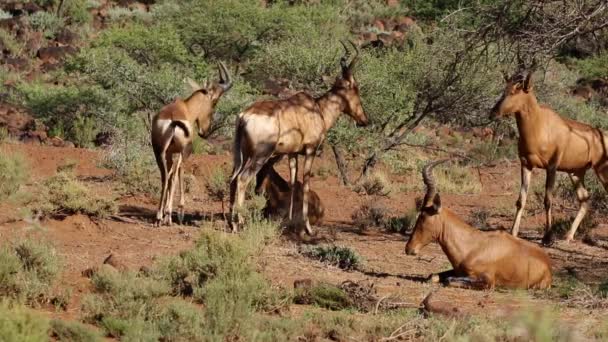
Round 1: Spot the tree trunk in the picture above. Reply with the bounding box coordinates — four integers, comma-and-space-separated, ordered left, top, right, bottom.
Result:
331, 144, 350, 186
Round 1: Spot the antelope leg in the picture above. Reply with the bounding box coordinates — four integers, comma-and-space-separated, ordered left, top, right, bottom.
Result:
566, 171, 589, 242
511, 166, 532, 237
154, 150, 169, 226
302, 151, 315, 235
288, 154, 298, 220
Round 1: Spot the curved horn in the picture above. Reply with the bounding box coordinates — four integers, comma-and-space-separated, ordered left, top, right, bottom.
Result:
217, 61, 232, 92
422, 159, 450, 205
340, 40, 350, 72
347, 40, 359, 70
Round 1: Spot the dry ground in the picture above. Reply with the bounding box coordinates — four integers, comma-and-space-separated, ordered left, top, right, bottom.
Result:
2, 142, 608, 338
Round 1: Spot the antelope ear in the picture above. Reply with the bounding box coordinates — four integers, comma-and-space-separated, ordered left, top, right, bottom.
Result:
432, 193, 442, 212
523, 72, 533, 92
185, 77, 201, 92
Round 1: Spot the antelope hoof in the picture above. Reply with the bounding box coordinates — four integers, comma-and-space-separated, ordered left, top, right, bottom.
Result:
541, 232, 555, 247
177, 209, 185, 225
304, 223, 314, 236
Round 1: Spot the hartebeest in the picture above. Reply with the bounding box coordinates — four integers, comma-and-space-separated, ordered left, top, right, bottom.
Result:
229, 41, 369, 234
256, 163, 324, 225
491, 70, 608, 243
151, 62, 232, 226
405, 160, 552, 290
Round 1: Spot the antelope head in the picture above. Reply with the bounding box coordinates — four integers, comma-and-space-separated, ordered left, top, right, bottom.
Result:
186, 61, 233, 138
333, 40, 369, 127
405, 160, 449, 256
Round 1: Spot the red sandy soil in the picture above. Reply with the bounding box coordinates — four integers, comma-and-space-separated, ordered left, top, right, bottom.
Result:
2, 142, 608, 335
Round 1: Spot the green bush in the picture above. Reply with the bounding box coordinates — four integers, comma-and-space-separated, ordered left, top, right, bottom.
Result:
51, 319, 101, 342
575, 53, 608, 79
0, 238, 61, 304
32, 171, 117, 218
0, 29, 25, 57
28, 11, 64, 39
0, 152, 28, 200
293, 283, 353, 311
0, 301, 50, 342
15, 82, 115, 144
60, 0, 91, 24
301, 245, 363, 270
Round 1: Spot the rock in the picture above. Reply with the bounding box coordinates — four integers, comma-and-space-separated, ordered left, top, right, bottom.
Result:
103, 253, 128, 271
94, 131, 114, 147
24, 31, 43, 55
0, 16, 24, 33
395, 16, 416, 27
56, 28, 79, 45
36, 46, 78, 63
294, 278, 314, 289
81, 267, 98, 278
1, 57, 28, 71
372, 19, 386, 31
377, 32, 394, 46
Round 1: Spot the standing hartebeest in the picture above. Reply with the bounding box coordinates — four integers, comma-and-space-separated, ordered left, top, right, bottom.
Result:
491, 70, 608, 243
151, 62, 232, 226
229, 41, 369, 234
256, 163, 324, 225
405, 160, 552, 290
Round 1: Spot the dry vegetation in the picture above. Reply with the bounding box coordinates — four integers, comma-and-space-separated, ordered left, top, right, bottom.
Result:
0, 0, 608, 340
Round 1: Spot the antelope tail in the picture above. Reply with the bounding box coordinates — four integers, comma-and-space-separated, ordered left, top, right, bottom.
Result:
170, 121, 190, 138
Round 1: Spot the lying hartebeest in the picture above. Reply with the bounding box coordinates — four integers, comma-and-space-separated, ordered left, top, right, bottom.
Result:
405, 160, 552, 290
256, 163, 324, 225
491, 70, 608, 243
229, 41, 369, 234
151, 62, 232, 226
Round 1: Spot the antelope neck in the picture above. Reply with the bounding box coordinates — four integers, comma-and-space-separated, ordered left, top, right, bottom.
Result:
514, 94, 542, 130
436, 212, 481, 268
316, 90, 347, 131
184, 92, 208, 123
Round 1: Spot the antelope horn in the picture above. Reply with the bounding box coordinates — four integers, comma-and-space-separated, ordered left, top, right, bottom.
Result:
217, 61, 233, 92
422, 159, 450, 206
348, 40, 359, 70
340, 40, 350, 71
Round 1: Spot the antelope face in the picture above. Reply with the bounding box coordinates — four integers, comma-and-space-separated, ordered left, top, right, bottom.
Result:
405, 193, 442, 256
490, 72, 533, 119
194, 85, 226, 138
336, 75, 369, 127
191, 62, 233, 139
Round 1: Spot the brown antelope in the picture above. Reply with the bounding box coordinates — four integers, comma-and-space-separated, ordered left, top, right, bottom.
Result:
151, 62, 232, 226
491, 70, 608, 243
405, 160, 552, 290
256, 163, 324, 225
229, 41, 369, 234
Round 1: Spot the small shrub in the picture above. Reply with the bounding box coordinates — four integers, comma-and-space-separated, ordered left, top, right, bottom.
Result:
0, 29, 25, 57
71, 116, 97, 148
51, 319, 101, 342
0, 126, 8, 142
551, 274, 583, 299
0, 10, 12, 20
469, 138, 517, 165
0, 301, 50, 342
469, 208, 491, 230
353, 171, 392, 196
156, 301, 205, 341
435, 163, 482, 195
0, 238, 61, 304
384, 208, 418, 234
293, 283, 352, 311
0, 152, 28, 200
351, 202, 387, 230
205, 166, 230, 218
301, 245, 362, 270
31, 171, 116, 218
28, 11, 64, 39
